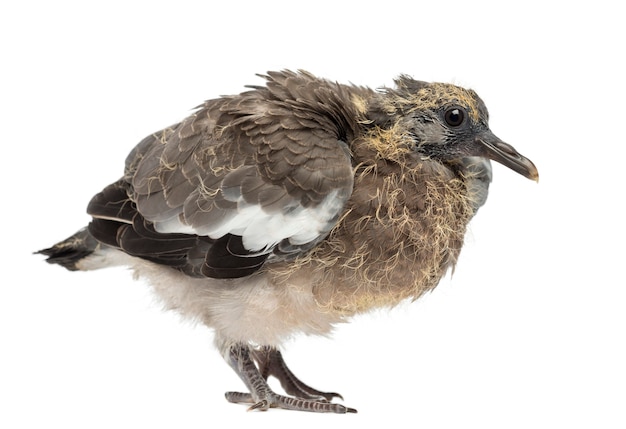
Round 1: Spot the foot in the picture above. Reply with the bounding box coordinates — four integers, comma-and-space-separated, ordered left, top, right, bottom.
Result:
224, 344, 356, 413
224, 390, 356, 413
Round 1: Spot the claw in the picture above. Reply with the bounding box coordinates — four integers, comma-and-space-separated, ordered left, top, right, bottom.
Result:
324, 392, 344, 402
247, 400, 270, 412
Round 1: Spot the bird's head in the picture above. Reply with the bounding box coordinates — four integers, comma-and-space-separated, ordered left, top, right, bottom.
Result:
367, 76, 538, 181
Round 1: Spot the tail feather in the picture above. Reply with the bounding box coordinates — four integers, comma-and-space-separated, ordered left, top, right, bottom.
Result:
36, 228, 100, 271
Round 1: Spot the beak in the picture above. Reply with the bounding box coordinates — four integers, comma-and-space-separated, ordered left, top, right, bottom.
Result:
475, 131, 539, 182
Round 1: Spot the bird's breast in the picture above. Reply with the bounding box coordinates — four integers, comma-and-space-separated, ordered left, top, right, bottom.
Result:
268, 164, 476, 315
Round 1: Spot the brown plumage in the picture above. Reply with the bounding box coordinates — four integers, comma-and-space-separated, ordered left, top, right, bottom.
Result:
38, 70, 538, 413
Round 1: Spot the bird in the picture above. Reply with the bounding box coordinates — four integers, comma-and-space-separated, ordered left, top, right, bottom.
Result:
37, 70, 538, 414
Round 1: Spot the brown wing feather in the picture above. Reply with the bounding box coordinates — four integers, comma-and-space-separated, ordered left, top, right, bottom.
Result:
87, 70, 370, 278
129, 71, 361, 235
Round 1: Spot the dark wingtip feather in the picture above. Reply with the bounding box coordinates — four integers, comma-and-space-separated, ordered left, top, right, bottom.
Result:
202, 234, 269, 279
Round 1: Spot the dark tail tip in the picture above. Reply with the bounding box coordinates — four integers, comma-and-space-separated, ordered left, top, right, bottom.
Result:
36, 228, 98, 271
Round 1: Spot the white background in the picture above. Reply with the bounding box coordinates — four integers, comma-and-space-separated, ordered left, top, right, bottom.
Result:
1, 1, 624, 428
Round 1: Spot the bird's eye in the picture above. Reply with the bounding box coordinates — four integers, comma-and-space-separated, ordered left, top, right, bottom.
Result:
444, 107, 465, 127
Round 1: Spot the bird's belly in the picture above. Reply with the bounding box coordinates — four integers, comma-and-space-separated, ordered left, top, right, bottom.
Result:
126, 255, 342, 347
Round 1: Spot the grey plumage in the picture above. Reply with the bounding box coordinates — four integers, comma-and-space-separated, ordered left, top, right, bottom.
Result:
37, 70, 538, 413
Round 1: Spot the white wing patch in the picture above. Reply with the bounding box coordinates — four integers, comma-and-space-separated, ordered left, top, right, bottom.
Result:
153, 189, 346, 253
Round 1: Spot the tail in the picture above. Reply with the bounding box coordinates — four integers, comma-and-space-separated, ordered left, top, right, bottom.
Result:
36, 228, 100, 271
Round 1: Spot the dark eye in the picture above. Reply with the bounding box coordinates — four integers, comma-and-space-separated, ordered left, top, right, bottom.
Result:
444, 107, 465, 127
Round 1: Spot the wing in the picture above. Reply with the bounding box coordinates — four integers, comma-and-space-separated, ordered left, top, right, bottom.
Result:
87, 71, 362, 278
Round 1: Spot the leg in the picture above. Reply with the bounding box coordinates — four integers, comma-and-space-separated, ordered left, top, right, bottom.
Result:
224, 343, 356, 413
251, 346, 342, 401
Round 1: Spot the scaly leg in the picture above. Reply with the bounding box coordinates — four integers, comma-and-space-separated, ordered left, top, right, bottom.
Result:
224, 343, 356, 413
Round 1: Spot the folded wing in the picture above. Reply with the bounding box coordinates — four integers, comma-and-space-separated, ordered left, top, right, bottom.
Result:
87, 71, 361, 278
